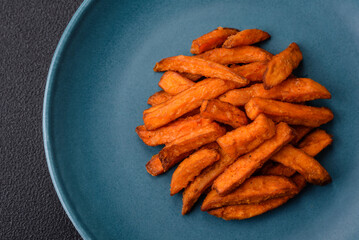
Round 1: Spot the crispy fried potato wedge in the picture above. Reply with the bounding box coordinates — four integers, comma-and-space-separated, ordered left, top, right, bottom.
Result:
159, 71, 195, 95
271, 144, 331, 185
245, 98, 334, 127
298, 129, 333, 156
146, 154, 164, 176
147, 90, 173, 106
200, 99, 248, 128
263, 42, 303, 89
171, 148, 220, 195
291, 125, 313, 145
202, 175, 297, 211
144, 78, 240, 130
136, 115, 212, 146
229, 61, 268, 82
208, 196, 291, 220
190, 27, 239, 54
213, 122, 294, 195
261, 129, 332, 177
216, 114, 276, 159
222, 29, 271, 48
196, 46, 273, 65
159, 122, 226, 172
219, 78, 331, 106
154, 55, 248, 85
182, 148, 236, 214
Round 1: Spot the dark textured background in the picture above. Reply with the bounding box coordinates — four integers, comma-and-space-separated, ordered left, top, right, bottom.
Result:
0, 1, 83, 239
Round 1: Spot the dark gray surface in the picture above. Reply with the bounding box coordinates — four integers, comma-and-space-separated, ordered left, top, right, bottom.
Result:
0, 1, 83, 239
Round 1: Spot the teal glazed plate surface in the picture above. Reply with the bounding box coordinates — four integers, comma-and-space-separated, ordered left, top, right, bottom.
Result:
43, 0, 359, 239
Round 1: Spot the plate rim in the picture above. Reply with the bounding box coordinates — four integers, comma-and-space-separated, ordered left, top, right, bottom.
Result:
43, 0, 96, 239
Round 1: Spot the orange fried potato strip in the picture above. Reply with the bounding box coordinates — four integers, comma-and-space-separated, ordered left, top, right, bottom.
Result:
263, 42, 303, 89
222, 29, 271, 48
219, 78, 331, 106
136, 114, 212, 146
190, 27, 239, 54
291, 125, 313, 145
170, 147, 220, 195
159, 71, 195, 95
146, 154, 164, 176
202, 175, 297, 211
207, 196, 291, 220
298, 129, 333, 156
245, 98, 334, 127
261, 129, 332, 177
196, 46, 273, 65
216, 114, 276, 159
182, 148, 236, 214
229, 61, 268, 82
143, 78, 241, 130
200, 99, 248, 128
213, 122, 294, 195
208, 173, 307, 220
271, 144, 331, 185
159, 122, 226, 172
154, 55, 248, 85
147, 90, 173, 106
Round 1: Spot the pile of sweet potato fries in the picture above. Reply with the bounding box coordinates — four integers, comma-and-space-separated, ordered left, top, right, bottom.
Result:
136, 27, 333, 220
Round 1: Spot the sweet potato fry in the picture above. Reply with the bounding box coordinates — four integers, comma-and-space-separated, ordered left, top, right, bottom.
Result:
229, 61, 268, 82
159, 122, 226, 172
146, 154, 164, 176
216, 114, 276, 159
298, 129, 333, 156
202, 175, 298, 211
196, 46, 273, 65
207, 173, 305, 220
200, 99, 248, 128
170, 148, 220, 195
190, 27, 239, 54
147, 90, 173, 106
222, 29, 271, 48
181, 72, 202, 81
182, 148, 236, 214
263, 42, 303, 89
291, 125, 313, 145
154, 55, 248, 85
271, 144, 331, 185
136, 115, 212, 146
245, 98, 334, 127
143, 78, 241, 130
207, 196, 291, 220
261, 129, 332, 177
213, 122, 294, 195
159, 71, 195, 95
219, 78, 331, 106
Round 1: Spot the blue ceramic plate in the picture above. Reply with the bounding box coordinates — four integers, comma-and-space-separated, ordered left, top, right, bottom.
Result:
44, 0, 359, 239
